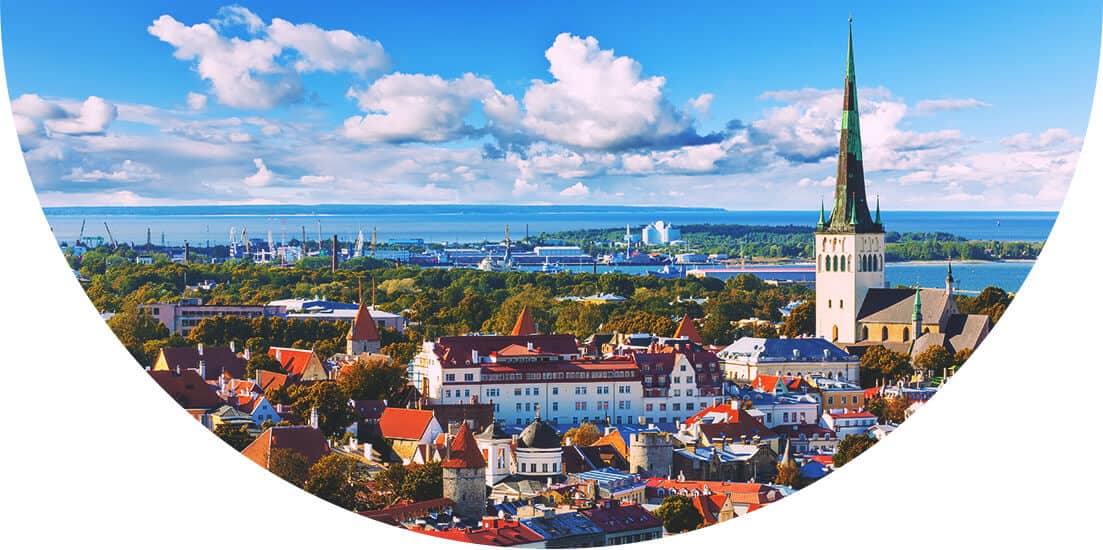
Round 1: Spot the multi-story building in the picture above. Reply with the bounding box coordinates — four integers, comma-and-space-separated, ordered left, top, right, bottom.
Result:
412, 310, 725, 427
641, 220, 681, 245
718, 337, 860, 384
143, 299, 285, 336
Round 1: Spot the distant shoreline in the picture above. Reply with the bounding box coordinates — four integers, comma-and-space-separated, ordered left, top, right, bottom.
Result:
887, 259, 1036, 265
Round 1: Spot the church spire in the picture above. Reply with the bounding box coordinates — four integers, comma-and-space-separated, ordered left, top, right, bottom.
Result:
946, 256, 955, 294
825, 18, 878, 233
911, 287, 923, 322
817, 197, 826, 230
875, 194, 882, 224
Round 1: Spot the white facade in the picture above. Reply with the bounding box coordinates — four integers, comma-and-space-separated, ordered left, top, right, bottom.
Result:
717, 338, 860, 385
641, 220, 681, 245
814, 232, 885, 343
821, 411, 877, 437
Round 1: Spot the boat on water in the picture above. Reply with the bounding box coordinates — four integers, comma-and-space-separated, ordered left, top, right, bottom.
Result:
647, 264, 686, 279
539, 259, 566, 273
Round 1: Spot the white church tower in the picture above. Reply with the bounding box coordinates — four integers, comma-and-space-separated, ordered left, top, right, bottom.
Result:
815, 19, 886, 344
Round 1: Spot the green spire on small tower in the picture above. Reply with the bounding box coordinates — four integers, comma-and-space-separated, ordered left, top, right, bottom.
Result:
848, 193, 859, 225
875, 195, 882, 225
817, 197, 827, 229
911, 286, 923, 322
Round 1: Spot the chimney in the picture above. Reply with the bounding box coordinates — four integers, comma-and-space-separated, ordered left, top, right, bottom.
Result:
364, 442, 373, 460
527, 341, 534, 352
276, 349, 282, 362
198, 360, 207, 379
472, 349, 480, 364
243, 348, 252, 361
197, 343, 204, 356
229, 341, 236, 353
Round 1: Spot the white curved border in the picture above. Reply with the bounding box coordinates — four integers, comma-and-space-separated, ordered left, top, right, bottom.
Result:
2, 14, 1100, 550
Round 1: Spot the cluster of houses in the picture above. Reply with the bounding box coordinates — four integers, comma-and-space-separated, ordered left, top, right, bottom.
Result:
143, 296, 940, 545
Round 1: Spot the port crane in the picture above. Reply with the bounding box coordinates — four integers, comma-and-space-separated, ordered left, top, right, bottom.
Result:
77, 219, 86, 247
229, 226, 237, 258
103, 222, 118, 250
354, 228, 364, 258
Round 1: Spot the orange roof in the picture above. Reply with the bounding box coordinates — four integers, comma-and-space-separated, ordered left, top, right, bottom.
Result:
349, 302, 381, 341
267, 347, 316, 377
441, 423, 486, 469
242, 425, 330, 470
673, 315, 702, 344
257, 370, 289, 392
590, 429, 628, 457
511, 305, 537, 336
692, 494, 729, 525
379, 407, 436, 441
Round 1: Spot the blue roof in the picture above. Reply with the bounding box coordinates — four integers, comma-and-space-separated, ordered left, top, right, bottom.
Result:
720, 337, 857, 363
520, 512, 604, 539
575, 467, 644, 488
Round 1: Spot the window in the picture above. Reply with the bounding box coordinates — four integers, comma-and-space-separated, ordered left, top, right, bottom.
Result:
659, 403, 667, 411
686, 389, 694, 396
686, 403, 695, 411
445, 390, 452, 398
543, 463, 548, 473
766, 413, 773, 423
680, 365, 687, 372
533, 387, 540, 396
514, 388, 522, 396
783, 412, 789, 422
673, 389, 681, 397
646, 403, 653, 412
552, 387, 558, 395
552, 402, 559, 411
852, 396, 859, 404
553, 463, 558, 472
463, 389, 470, 397
525, 403, 531, 411
445, 374, 456, 382
687, 377, 693, 384
516, 403, 522, 411
827, 397, 834, 405
673, 377, 681, 384
464, 373, 474, 382
673, 403, 681, 411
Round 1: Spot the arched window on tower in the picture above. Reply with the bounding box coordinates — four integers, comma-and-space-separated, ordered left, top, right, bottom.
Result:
831, 325, 838, 341
903, 327, 911, 341
881, 326, 888, 341
833, 256, 839, 272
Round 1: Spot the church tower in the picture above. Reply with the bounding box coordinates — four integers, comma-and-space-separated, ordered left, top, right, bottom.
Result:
815, 19, 886, 343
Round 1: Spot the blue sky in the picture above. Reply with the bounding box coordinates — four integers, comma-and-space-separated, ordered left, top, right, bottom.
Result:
4, 1, 1099, 209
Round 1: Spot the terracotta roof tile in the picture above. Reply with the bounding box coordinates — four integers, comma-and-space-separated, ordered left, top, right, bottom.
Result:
241, 425, 330, 469
441, 423, 486, 469
159, 346, 245, 381
148, 369, 223, 410
349, 302, 381, 341
267, 347, 317, 378
673, 315, 703, 344
379, 407, 435, 441
511, 306, 537, 336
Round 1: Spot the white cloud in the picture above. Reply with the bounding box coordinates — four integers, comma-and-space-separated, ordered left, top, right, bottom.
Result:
149, 8, 387, 109
43, 96, 118, 135
688, 93, 715, 117
63, 160, 159, 183
559, 181, 591, 197
913, 98, 991, 116
243, 157, 274, 186
12, 94, 68, 119
520, 33, 699, 150
187, 92, 208, 111
343, 73, 499, 143
229, 132, 253, 143
299, 175, 335, 184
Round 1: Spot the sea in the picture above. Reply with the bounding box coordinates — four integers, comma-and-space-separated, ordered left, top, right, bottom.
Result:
43, 205, 1055, 293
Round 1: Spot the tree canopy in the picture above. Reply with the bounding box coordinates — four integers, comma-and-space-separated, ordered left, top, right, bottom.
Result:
562, 422, 601, 447
834, 434, 877, 467
654, 495, 703, 534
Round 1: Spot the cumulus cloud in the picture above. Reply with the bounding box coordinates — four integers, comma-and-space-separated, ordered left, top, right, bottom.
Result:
300, 174, 335, 184
63, 160, 160, 183
559, 181, 591, 197
148, 7, 387, 109
343, 73, 500, 143
187, 92, 208, 111
243, 157, 274, 186
688, 93, 715, 117
520, 33, 708, 150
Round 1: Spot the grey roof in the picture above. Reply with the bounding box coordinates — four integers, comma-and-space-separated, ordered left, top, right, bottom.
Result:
476, 420, 511, 441
719, 337, 856, 364
857, 288, 952, 324
521, 511, 604, 539
519, 418, 561, 449
945, 314, 990, 354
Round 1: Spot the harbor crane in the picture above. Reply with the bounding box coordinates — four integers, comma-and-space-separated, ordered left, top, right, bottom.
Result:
77, 219, 86, 247
354, 228, 364, 258
103, 222, 118, 250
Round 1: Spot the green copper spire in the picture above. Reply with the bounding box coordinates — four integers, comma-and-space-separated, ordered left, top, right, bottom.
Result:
825, 18, 878, 233
875, 194, 882, 224
911, 287, 922, 322
817, 197, 826, 229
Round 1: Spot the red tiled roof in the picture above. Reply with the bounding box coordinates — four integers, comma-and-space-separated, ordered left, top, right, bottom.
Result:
434, 334, 578, 368
673, 315, 702, 344
511, 306, 537, 336
349, 302, 381, 341
267, 347, 316, 378
410, 519, 544, 546
241, 425, 330, 469
581, 500, 662, 534
692, 493, 729, 525
441, 423, 486, 469
379, 407, 435, 441
644, 479, 783, 505
828, 410, 876, 419
591, 429, 628, 457
257, 369, 289, 392
493, 344, 547, 357
159, 346, 246, 381
148, 369, 223, 410
806, 455, 834, 466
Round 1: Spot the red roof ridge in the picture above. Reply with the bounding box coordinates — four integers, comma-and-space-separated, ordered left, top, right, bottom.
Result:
511, 305, 537, 336
441, 423, 486, 469
673, 315, 702, 344
349, 301, 381, 341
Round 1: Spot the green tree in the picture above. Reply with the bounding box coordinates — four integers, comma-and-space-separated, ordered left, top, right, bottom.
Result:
859, 345, 912, 386
834, 434, 877, 467
398, 461, 443, 502
268, 448, 310, 488
214, 424, 255, 451
604, 311, 675, 336
336, 356, 408, 401
304, 454, 364, 511
246, 353, 285, 378
780, 301, 815, 338
952, 348, 973, 369
562, 422, 601, 447
913, 345, 954, 376
108, 303, 170, 366
654, 495, 703, 534
381, 341, 418, 366
291, 381, 356, 437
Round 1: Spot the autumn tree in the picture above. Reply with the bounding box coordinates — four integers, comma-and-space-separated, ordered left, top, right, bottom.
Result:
859, 345, 912, 386
336, 355, 408, 401
268, 448, 310, 488
603, 311, 676, 336
214, 424, 255, 451
108, 302, 170, 366
654, 495, 703, 534
399, 461, 443, 502
913, 345, 954, 376
304, 454, 365, 511
883, 397, 910, 424
834, 434, 877, 467
780, 301, 815, 338
290, 381, 356, 437
562, 422, 601, 447
773, 461, 804, 488
952, 348, 973, 368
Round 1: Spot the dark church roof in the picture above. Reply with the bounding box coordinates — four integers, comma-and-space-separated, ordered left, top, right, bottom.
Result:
518, 418, 561, 449
857, 288, 953, 324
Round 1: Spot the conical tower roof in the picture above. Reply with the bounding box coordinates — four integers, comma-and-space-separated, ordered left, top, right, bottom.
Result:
442, 423, 486, 469
511, 305, 537, 336
823, 19, 881, 234
673, 315, 702, 344
348, 301, 381, 342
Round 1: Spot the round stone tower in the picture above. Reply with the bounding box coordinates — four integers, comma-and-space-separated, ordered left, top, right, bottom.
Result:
629, 431, 673, 478
442, 423, 487, 524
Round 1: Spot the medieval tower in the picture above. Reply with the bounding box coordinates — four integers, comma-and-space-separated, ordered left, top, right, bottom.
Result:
629, 431, 673, 478
441, 423, 487, 524
815, 19, 886, 344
